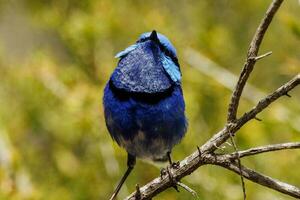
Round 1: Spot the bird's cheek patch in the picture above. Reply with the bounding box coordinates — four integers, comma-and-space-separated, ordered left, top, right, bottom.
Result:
115, 44, 138, 58
161, 54, 181, 83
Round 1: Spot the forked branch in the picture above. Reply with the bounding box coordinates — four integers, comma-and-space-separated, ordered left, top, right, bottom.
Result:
124, 0, 300, 199
213, 159, 300, 198
125, 74, 300, 200
227, 0, 284, 122
202, 74, 300, 154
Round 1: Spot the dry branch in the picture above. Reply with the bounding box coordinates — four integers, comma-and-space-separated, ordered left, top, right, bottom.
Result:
213, 159, 300, 198
125, 74, 300, 200
227, 0, 284, 122
201, 74, 300, 154
124, 0, 300, 199
227, 142, 300, 159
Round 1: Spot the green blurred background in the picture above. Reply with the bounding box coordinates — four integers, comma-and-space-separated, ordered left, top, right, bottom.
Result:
0, 0, 299, 199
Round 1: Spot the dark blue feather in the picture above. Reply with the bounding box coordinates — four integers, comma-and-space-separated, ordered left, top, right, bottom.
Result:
103, 31, 187, 161
103, 83, 187, 160
111, 40, 173, 93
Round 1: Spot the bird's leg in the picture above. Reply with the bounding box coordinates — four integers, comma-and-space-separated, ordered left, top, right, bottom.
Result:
166, 165, 179, 192
167, 151, 180, 169
160, 151, 177, 178
160, 151, 180, 178
164, 152, 197, 196
109, 153, 136, 200
158, 152, 180, 192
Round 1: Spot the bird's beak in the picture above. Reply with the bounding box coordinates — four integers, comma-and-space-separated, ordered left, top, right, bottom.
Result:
149, 30, 159, 43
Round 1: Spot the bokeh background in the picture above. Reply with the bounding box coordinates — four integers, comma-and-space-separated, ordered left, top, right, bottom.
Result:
0, 0, 299, 199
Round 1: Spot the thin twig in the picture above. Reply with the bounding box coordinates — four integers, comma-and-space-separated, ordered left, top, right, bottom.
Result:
227, 0, 284, 122
124, 1, 300, 199
213, 159, 300, 198
177, 182, 198, 198
227, 142, 300, 159
285, 92, 291, 97
228, 133, 246, 200
253, 51, 272, 61
254, 116, 262, 121
236, 74, 300, 128
201, 74, 300, 154
125, 75, 300, 200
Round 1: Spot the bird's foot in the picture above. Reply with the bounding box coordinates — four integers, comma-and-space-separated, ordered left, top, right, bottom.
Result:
160, 168, 167, 179
170, 161, 180, 169
159, 151, 180, 191
134, 184, 141, 199
160, 166, 179, 192
167, 166, 179, 192
167, 151, 180, 169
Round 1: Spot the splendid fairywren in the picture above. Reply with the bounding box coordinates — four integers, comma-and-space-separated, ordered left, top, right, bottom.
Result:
103, 30, 187, 199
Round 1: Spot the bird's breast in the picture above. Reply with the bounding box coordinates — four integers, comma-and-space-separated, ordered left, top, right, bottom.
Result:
103, 83, 187, 160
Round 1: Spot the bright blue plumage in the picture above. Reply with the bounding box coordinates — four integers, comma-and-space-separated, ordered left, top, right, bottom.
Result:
103, 30, 187, 161
161, 53, 181, 83
138, 32, 177, 58
115, 44, 138, 58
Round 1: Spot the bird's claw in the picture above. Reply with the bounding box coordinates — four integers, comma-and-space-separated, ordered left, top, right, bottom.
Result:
160, 166, 179, 192
160, 168, 167, 179
135, 184, 141, 199
166, 166, 179, 192
167, 151, 180, 169
171, 161, 180, 169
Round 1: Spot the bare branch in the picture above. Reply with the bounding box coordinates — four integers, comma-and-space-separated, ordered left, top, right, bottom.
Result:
227, 142, 300, 159
125, 74, 300, 199
125, 152, 206, 200
237, 74, 300, 127
123, 1, 300, 199
228, 133, 247, 200
214, 159, 300, 198
227, 0, 284, 122
201, 74, 300, 154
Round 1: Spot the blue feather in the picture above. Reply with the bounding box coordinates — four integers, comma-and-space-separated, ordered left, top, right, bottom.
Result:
104, 31, 187, 161
115, 44, 138, 58
138, 32, 177, 58
161, 54, 181, 83
111, 40, 173, 93
103, 84, 187, 160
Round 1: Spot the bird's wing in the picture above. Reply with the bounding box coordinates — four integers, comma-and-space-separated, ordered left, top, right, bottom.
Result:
161, 53, 181, 83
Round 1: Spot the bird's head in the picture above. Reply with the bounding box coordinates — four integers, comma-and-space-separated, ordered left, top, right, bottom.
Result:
115, 30, 181, 83
116, 30, 177, 59
136, 31, 177, 60
112, 30, 181, 93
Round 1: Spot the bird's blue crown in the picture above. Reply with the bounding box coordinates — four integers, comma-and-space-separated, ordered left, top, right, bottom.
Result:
115, 31, 177, 60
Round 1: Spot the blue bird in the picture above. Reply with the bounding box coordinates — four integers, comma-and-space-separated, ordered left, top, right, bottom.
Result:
103, 30, 187, 199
